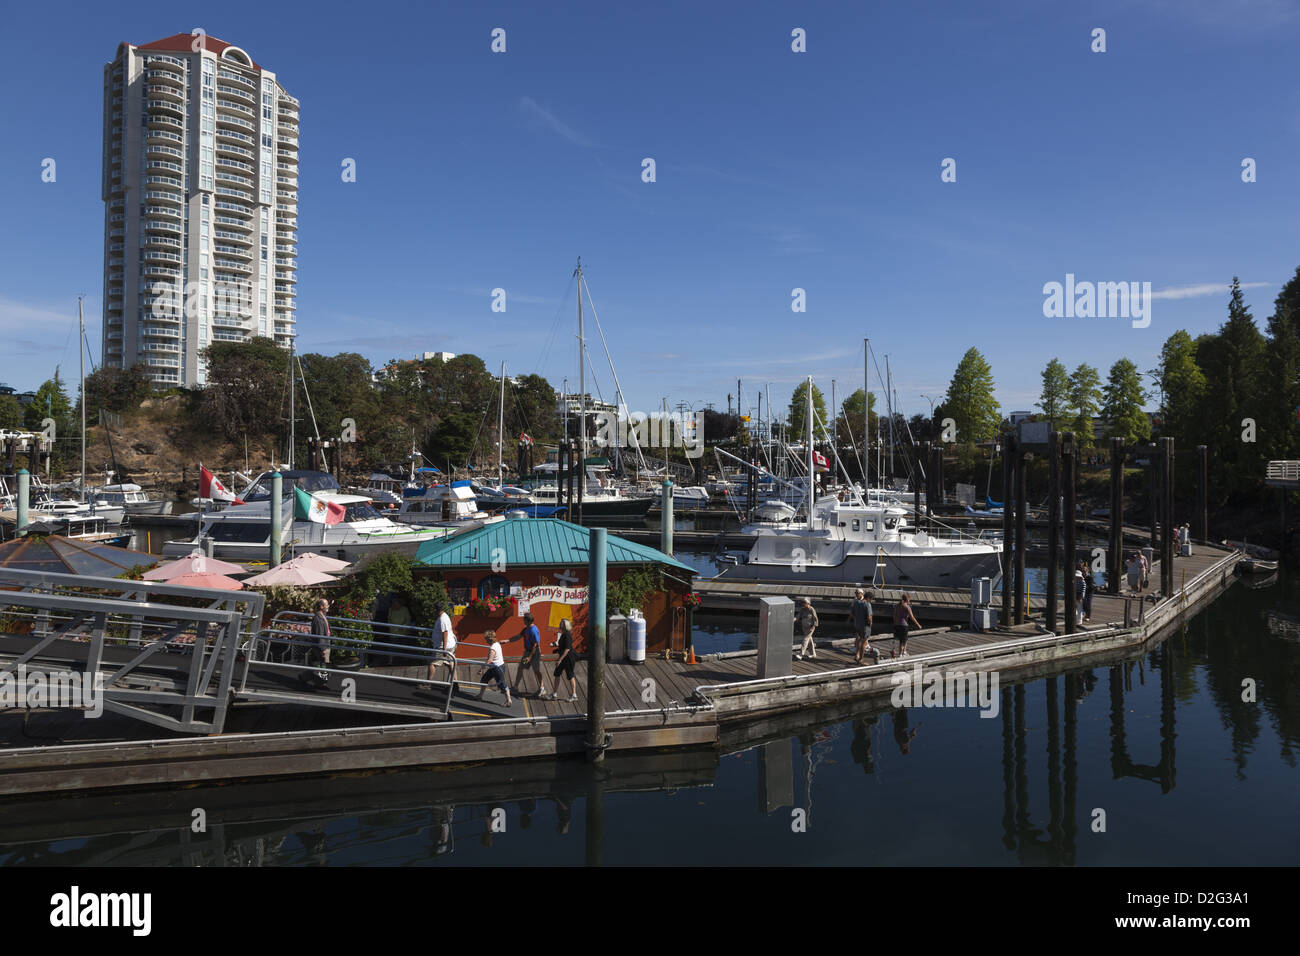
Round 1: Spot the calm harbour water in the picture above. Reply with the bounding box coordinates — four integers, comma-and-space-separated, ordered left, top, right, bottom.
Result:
1, 555, 1295, 867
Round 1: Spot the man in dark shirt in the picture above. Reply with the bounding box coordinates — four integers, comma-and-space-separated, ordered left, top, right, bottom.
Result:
512, 611, 547, 697
851, 588, 877, 664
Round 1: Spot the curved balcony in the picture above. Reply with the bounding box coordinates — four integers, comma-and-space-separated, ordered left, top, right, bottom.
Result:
145, 235, 182, 251
215, 112, 254, 132
147, 83, 185, 103
215, 139, 254, 160
216, 155, 253, 172
215, 229, 253, 247
145, 204, 183, 220
146, 142, 185, 161
146, 127, 184, 147
215, 126, 253, 145
146, 113, 184, 132
217, 84, 255, 103
147, 97, 185, 118
146, 68, 185, 88
218, 98, 255, 117
219, 69, 256, 89
215, 200, 253, 218
276, 149, 298, 165
217, 170, 254, 188
147, 55, 185, 72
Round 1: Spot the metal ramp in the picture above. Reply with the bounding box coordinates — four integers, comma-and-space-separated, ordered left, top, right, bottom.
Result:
0, 570, 465, 734
0, 567, 263, 734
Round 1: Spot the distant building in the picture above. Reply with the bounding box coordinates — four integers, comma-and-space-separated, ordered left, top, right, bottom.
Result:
101, 32, 299, 387
1008, 410, 1035, 426
421, 351, 456, 363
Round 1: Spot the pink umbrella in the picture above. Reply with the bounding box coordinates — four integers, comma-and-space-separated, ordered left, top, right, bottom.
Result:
281, 552, 351, 573
243, 564, 339, 587
144, 552, 246, 580
162, 571, 245, 590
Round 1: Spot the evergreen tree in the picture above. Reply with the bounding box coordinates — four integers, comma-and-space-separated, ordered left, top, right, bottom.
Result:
944, 348, 1001, 442
1037, 358, 1070, 430
0, 394, 21, 430
1101, 359, 1150, 445
1265, 266, 1300, 462
1198, 277, 1266, 494
1158, 330, 1206, 449
1067, 363, 1103, 449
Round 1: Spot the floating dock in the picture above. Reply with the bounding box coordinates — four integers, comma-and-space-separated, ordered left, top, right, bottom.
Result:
0, 544, 1240, 796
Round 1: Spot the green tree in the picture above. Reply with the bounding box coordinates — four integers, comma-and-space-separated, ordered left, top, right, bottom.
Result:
944, 348, 1001, 442
24, 370, 77, 470
1101, 358, 1150, 445
1037, 358, 1070, 431
835, 388, 878, 449
786, 381, 828, 437
1067, 363, 1103, 449
0, 394, 21, 430
83, 363, 153, 420
1264, 265, 1300, 462
1198, 277, 1266, 494
200, 337, 290, 442
1158, 330, 1206, 449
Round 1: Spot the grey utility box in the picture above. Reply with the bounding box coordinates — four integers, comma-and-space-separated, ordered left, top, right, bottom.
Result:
757, 596, 794, 679
607, 614, 628, 663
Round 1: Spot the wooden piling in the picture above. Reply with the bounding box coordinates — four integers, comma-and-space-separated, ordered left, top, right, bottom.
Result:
1000, 437, 1014, 627
1108, 437, 1124, 594
586, 527, 607, 763
1014, 439, 1027, 625
1196, 444, 1207, 544
1162, 437, 1175, 595
1063, 433, 1077, 634
1046, 431, 1060, 633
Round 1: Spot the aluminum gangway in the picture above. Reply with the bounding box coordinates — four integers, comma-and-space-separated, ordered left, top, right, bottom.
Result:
0, 569, 461, 734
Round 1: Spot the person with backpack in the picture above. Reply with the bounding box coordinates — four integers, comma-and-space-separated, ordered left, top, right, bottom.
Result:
512, 611, 547, 697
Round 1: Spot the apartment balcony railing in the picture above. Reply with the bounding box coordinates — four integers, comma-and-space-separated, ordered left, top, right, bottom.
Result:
145, 190, 184, 204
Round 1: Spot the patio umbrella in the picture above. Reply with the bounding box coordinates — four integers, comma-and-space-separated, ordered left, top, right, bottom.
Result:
143, 552, 245, 580
281, 552, 351, 573
243, 564, 338, 587
163, 571, 245, 590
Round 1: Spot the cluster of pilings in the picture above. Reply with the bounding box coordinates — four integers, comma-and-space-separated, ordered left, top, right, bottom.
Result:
556, 439, 584, 523
2, 435, 48, 477
994, 433, 1209, 633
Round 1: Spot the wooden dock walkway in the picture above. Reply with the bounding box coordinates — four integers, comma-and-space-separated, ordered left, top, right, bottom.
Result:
0, 545, 1242, 796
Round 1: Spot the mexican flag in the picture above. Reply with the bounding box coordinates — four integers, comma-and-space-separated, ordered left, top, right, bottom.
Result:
294, 486, 345, 525
200, 465, 244, 504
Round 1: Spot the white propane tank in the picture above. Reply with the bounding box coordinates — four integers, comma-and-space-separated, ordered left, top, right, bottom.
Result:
628, 609, 647, 663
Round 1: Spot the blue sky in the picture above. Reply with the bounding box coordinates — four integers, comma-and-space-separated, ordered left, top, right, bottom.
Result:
2, 0, 1298, 424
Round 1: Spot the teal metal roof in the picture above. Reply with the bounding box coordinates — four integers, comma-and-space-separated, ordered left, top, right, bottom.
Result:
414, 518, 696, 574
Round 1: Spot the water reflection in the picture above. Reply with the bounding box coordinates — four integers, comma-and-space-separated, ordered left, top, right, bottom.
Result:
0, 568, 1296, 866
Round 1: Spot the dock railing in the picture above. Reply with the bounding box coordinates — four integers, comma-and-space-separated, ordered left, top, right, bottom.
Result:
0, 567, 264, 734
1266, 460, 1300, 483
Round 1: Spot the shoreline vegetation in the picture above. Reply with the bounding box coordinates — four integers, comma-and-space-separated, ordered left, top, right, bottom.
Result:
3, 271, 1296, 554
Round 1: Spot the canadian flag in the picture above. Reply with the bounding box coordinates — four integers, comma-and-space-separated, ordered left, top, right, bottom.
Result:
812, 451, 829, 469
519, 432, 533, 446
200, 465, 245, 504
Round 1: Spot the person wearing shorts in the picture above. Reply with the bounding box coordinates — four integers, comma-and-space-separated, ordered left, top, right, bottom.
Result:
512, 612, 547, 697
475, 630, 512, 706
893, 593, 920, 658
543, 619, 578, 702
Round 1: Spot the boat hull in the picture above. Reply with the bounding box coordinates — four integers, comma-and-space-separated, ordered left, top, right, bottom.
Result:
715, 547, 1004, 589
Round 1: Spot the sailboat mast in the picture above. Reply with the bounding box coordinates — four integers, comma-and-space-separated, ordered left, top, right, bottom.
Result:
498, 360, 505, 489
78, 296, 86, 500
575, 258, 585, 474
863, 337, 869, 492
806, 375, 814, 523
886, 354, 894, 482
288, 339, 296, 471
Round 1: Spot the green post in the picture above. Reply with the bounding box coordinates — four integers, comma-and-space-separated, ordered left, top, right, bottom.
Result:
661, 478, 674, 556
16, 468, 30, 536
270, 471, 283, 566
587, 527, 607, 763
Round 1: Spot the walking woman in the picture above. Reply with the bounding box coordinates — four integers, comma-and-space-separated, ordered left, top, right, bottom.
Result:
541, 618, 578, 702
893, 593, 920, 658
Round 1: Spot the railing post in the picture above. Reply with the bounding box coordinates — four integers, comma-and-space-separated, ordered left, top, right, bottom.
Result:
270, 471, 282, 566
586, 527, 607, 763
16, 468, 29, 536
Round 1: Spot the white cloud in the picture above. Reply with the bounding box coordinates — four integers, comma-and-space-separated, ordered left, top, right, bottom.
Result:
518, 97, 595, 148
1149, 282, 1270, 301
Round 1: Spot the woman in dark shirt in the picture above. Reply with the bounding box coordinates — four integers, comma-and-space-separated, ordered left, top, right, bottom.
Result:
543, 619, 578, 702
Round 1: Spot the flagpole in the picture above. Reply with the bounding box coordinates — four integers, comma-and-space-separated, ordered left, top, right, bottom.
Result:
198, 461, 206, 555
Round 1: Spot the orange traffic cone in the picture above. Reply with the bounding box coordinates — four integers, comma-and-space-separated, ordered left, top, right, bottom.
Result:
687, 646, 697, 665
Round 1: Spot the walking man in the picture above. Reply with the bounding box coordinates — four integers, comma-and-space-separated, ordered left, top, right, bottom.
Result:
302, 597, 331, 687
795, 597, 819, 660
426, 601, 457, 683
512, 611, 547, 697
851, 588, 877, 664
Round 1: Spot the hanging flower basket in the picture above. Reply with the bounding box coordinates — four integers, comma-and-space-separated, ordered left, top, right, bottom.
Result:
682, 592, 702, 610
467, 595, 518, 617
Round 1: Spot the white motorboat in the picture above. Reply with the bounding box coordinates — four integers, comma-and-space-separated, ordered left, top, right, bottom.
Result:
162, 469, 454, 562
91, 482, 173, 516
395, 480, 505, 528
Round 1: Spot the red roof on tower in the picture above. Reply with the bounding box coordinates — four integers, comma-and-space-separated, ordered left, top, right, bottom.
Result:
133, 33, 261, 71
